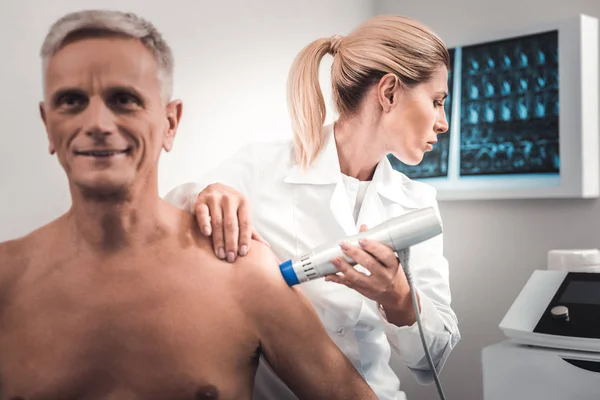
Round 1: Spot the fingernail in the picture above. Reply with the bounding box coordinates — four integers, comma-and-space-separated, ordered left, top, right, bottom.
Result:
359, 239, 367, 246
339, 241, 349, 250
203, 225, 211, 236
218, 248, 225, 259
239, 245, 248, 256
227, 251, 235, 263
331, 258, 339, 266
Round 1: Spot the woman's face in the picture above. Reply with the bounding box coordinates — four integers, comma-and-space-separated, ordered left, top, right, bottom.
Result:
381, 66, 450, 165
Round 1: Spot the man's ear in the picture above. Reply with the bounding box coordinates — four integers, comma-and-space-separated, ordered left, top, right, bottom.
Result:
377, 73, 401, 113
163, 99, 183, 152
39, 102, 55, 155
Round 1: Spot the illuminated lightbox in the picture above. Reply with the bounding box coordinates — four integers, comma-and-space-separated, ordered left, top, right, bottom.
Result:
389, 14, 599, 200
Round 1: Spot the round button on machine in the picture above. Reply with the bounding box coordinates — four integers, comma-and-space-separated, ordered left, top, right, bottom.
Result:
550, 305, 569, 321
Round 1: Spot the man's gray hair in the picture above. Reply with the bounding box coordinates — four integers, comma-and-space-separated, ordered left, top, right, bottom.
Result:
40, 9, 174, 102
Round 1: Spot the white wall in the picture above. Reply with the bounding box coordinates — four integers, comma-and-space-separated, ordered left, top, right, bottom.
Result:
374, 1, 600, 400
0, 0, 373, 242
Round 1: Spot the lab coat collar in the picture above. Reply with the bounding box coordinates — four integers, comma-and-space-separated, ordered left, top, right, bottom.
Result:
283, 123, 434, 209
372, 156, 431, 209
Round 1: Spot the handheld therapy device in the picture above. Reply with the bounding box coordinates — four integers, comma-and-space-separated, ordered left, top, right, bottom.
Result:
278, 206, 449, 400
279, 207, 443, 286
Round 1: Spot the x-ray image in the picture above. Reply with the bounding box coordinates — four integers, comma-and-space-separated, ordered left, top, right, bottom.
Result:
460, 30, 559, 176
390, 30, 560, 180
388, 49, 455, 179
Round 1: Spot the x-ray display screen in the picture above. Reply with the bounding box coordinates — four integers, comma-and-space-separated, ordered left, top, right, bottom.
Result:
459, 31, 559, 176
388, 48, 455, 179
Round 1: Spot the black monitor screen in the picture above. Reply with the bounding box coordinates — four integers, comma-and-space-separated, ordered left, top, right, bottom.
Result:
558, 280, 600, 305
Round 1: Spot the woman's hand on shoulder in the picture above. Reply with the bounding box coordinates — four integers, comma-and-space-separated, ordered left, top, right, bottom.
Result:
194, 183, 268, 263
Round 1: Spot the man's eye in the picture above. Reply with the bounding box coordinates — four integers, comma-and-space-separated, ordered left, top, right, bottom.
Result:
58, 94, 86, 107
112, 93, 140, 107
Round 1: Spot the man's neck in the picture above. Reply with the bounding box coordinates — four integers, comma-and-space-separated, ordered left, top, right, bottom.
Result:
67, 186, 174, 253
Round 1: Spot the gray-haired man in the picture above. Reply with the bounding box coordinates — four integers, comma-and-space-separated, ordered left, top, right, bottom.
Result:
0, 10, 376, 400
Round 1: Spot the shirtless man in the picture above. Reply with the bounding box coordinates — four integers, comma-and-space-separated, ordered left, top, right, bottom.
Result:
0, 10, 377, 400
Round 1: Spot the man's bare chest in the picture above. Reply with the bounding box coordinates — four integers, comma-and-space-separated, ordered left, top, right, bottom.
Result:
0, 252, 259, 399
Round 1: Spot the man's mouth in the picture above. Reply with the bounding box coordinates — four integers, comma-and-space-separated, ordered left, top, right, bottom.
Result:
74, 148, 131, 157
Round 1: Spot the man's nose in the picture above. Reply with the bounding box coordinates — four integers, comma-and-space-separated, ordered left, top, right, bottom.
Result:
82, 98, 116, 140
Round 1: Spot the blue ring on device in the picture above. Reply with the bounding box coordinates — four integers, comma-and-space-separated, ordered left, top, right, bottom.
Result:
279, 259, 300, 286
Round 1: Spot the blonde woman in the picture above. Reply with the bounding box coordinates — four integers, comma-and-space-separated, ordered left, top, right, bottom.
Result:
166, 14, 460, 400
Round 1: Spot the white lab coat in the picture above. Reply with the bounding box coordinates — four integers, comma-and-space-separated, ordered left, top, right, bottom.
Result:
165, 124, 460, 400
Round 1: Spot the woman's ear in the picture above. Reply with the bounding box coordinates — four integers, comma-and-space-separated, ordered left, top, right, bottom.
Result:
377, 73, 401, 112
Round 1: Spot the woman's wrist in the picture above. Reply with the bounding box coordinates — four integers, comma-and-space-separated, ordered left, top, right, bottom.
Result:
380, 286, 421, 327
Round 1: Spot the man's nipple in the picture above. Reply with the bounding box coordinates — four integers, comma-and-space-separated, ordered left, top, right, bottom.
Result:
195, 385, 219, 399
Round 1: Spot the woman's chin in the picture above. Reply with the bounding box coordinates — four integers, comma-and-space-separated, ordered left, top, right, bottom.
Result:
390, 152, 423, 166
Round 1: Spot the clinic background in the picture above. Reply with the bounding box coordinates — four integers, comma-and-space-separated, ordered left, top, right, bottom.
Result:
1, 0, 599, 399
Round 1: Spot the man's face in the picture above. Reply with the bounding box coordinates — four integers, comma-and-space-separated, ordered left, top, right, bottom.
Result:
40, 36, 182, 199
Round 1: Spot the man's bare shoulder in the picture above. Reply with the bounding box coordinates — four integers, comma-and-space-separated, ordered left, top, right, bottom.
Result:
175, 209, 295, 300
0, 231, 38, 266
0, 227, 46, 293
0, 216, 67, 270
234, 241, 286, 288
231, 242, 311, 316
0, 238, 23, 265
